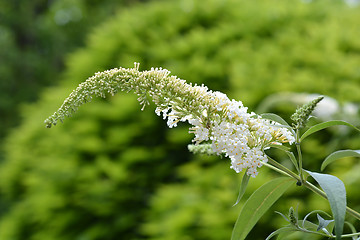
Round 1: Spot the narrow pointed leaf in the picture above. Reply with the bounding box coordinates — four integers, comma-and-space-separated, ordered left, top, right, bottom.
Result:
345, 221, 357, 234
261, 113, 290, 126
269, 143, 290, 152
316, 214, 334, 231
286, 151, 299, 173
306, 170, 346, 240
231, 177, 294, 240
302, 210, 332, 229
265, 226, 296, 240
300, 120, 360, 142
321, 150, 360, 171
300, 219, 325, 233
233, 171, 251, 206
261, 113, 294, 133
266, 145, 299, 172
275, 211, 290, 222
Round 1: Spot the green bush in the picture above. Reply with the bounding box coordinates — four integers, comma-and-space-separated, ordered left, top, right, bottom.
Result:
0, 0, 146, 140
1, 0, 360, 239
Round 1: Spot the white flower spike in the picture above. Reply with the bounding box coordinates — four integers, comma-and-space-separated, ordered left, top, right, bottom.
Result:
45, 63, 295, 177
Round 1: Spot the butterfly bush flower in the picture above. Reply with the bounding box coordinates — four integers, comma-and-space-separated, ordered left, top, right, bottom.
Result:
45, 63, 295, 177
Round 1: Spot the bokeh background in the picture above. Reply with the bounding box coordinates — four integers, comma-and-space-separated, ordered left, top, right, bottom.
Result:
1, 0, 360, 239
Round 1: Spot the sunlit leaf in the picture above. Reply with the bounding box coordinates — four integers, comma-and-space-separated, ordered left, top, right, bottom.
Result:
321, 150, 360, 171
300, 120, 360, 142
306, 171, 346, 240
261, 113, 290, 126
261, 113, 294, 134
231, 177, 294, 240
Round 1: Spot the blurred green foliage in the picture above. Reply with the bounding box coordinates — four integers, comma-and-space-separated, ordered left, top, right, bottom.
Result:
1, 0, 360, 239
0, 0, 146, 139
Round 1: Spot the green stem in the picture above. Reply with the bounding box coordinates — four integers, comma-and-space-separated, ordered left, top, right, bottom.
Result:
267, 157, 300, 181
295, 129, 304, 183
262, 162, 292, 178
303, 181, 360, 221
265, 156, 360, 221
341, 232, 360, 238
296, 227, 331, 238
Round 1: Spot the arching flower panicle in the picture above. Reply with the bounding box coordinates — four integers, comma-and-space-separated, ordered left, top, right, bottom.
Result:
44, 63, 295, 177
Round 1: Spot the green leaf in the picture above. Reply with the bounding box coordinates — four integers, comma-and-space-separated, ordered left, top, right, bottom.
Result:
231, 177, 294, 240
305, 170, 346, 240
261, 113, 291, 128
286, 151, 299, 173
265, 226, 296, 240
300, 219, 324, 233
267, 145, 299, 173
233, 171, 251, 206
275, 211, 289, 222
266, 220, 328, 240
321, 150, 360, 171
302, 210, 332, 230
261, 113, 295, 135
344, 221, 357, 234
316, 213, 334, 232
269, 143, 290, 152
300, 120, 360, 142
